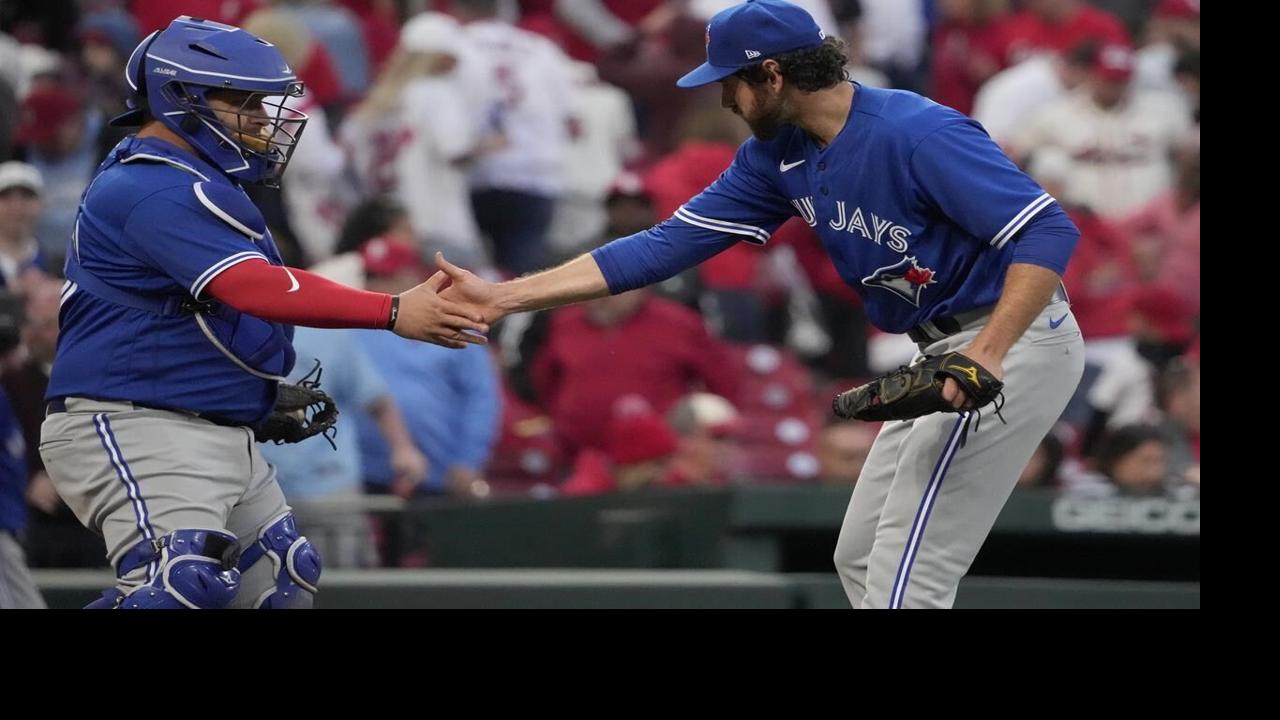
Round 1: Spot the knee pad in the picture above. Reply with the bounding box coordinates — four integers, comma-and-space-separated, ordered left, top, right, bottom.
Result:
86, 529, 242, 609
237, 513, 322, 609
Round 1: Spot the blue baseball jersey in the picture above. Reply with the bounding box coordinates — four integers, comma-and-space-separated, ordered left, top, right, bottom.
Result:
593, 83, 1076, 334
46, 136, 295, 425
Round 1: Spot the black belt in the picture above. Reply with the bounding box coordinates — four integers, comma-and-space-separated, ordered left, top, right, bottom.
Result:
909, 318, 957, 344
907, 284, 1069, 344
45, 397, 247, 429
907, 306, 994, 344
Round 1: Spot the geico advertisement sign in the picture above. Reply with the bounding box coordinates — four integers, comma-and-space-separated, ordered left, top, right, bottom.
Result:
1051, 496, 1200, 535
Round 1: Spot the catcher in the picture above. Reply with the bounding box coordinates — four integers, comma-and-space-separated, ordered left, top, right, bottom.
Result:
38, 18, 486, 609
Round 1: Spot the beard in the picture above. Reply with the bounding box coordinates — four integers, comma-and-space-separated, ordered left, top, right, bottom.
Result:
741, 86, 786, 140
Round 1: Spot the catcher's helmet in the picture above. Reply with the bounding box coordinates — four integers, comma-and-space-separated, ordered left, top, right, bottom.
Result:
111, 16, 308, 186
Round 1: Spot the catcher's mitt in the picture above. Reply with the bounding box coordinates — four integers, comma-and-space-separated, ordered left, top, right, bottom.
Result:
832, 351, 1003, 423
255, 359, 339, 448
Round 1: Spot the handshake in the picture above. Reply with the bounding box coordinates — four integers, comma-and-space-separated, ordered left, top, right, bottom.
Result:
390, 252, 502, 349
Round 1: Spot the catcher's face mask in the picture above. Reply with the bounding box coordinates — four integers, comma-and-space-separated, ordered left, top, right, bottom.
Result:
197, 85, 309, 186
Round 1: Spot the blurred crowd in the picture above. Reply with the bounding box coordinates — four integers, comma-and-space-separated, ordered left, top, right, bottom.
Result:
0, 0, 1199, 569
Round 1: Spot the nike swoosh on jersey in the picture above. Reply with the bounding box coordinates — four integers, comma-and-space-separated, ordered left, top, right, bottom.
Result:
780, 159, 806, 172
284, 267, 300, 293
1049, 313, 1068, 329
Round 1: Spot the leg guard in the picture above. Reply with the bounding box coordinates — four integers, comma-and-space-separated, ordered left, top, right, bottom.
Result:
85, 529, 242, 609
237, 513, 321, 608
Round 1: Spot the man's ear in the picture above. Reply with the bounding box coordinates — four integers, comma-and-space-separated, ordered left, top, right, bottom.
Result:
763, 59, 784, 89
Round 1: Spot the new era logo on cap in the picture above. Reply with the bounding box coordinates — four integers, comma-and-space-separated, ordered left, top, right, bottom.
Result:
678, 0, 825, 88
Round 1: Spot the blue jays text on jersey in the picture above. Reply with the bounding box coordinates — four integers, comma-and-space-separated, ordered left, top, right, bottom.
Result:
592, 83, 1079, 334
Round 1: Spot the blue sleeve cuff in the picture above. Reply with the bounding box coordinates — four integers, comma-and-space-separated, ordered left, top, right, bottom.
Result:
1008, 203, 1079, 276
590, 228, 679, 295
590, 242, 629, 295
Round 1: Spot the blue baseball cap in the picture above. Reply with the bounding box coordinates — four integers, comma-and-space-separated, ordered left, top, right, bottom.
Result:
677, 0, 826, 89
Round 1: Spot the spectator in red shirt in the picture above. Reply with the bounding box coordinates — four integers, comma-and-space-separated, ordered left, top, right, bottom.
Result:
1000, 0, 1129, 66
531, 287, 739, 457
560, 404, 679, 496
1028, 148, 1137, 341
929, 0, 1012, 115
1116, 138, 1200, 316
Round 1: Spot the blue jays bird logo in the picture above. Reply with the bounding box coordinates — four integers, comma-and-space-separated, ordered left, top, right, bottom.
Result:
862, 256, 938, 307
